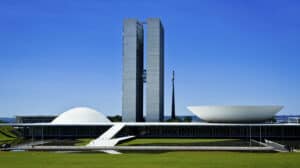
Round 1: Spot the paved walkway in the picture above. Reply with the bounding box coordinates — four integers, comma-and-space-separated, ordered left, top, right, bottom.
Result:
264, 139, 288, 152
88, 136, 135, 147
4, 145, 276, 152
86, 123, 133, 154
13, 140, 50, 148
96, 123, 125, 140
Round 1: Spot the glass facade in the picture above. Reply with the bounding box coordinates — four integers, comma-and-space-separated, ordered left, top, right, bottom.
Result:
122, 19, 144, 122
18, 125, 300, 140
146, 18, 164, 122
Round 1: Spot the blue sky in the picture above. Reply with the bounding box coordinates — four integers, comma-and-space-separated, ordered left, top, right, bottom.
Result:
0, 0, 300, 117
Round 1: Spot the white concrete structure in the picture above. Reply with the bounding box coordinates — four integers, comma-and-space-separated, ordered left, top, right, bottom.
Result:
187, 105, 283, 123
87, 123, 135, 154
51, 107, 110, 124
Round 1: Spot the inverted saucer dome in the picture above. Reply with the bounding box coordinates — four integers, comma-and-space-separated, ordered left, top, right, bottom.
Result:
187, 105, 283, 123
51, 107, 111, 124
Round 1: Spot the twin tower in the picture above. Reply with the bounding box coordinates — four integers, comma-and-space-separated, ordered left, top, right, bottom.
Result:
122, 18, 164, 122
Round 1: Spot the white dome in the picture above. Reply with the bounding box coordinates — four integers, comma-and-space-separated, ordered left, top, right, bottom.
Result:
187, 105, 283, 123
51, 107, 110, 124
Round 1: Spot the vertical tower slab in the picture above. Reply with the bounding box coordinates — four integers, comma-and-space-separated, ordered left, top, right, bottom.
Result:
122, 19, 144, 122
146, 18, 164, 122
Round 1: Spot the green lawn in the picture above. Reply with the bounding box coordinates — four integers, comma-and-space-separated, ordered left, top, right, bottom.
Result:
276, 140, 300, 149
0, 151, 299, 168
74, 139, 93, 146
0, 126, 16, 138
0, 126, 17, 145
119, 138, 257, 146
0, 132, 13, 141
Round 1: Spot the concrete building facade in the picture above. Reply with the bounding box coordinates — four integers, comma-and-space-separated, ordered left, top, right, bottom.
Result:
146, 18, 164, 122
122, 19, 144, 122
122, 18, 164, 122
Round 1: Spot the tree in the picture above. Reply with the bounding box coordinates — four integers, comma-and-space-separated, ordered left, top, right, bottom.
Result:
183, 116, 192, 122
107, 115, 122, 122
166, 117, 182, 122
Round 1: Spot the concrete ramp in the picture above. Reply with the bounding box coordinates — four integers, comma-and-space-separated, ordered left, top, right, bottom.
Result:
88, 136, 134, 147
265, 139, 288, 152
87, 123, 134, 154
98, 123, 125, 140
87, 123, 125, 145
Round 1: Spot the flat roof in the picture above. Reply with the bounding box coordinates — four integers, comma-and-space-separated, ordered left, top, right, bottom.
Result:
15, 115, 57, 117
1, 122, 300, 127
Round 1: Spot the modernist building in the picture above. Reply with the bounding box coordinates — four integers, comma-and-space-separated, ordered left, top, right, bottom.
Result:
122, 18, 164, 122
16, 115, 56, 123
3, 19, 299, 148
122, 19, 144, 122
146, 18, 164, 122
9, 106, 300, 140
188, 106, 283, 123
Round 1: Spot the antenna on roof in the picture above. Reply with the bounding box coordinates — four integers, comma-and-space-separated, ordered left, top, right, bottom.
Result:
171, 70, 176, 120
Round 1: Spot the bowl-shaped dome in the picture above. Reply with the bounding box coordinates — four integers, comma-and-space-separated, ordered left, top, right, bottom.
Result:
51, 107, 110, 124
187, 105, 283, 123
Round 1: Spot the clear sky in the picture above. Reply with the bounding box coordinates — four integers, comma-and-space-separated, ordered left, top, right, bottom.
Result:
0, 0, 300, 117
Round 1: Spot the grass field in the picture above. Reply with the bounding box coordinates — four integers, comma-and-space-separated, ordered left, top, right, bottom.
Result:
37, 139, 93, 146
0, 132, 12, 141
0, 126, 17, 145
119, 138, 258, 146
276, 140, 300, 149
0, 151, 299, 168
74, 139, 92, 146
